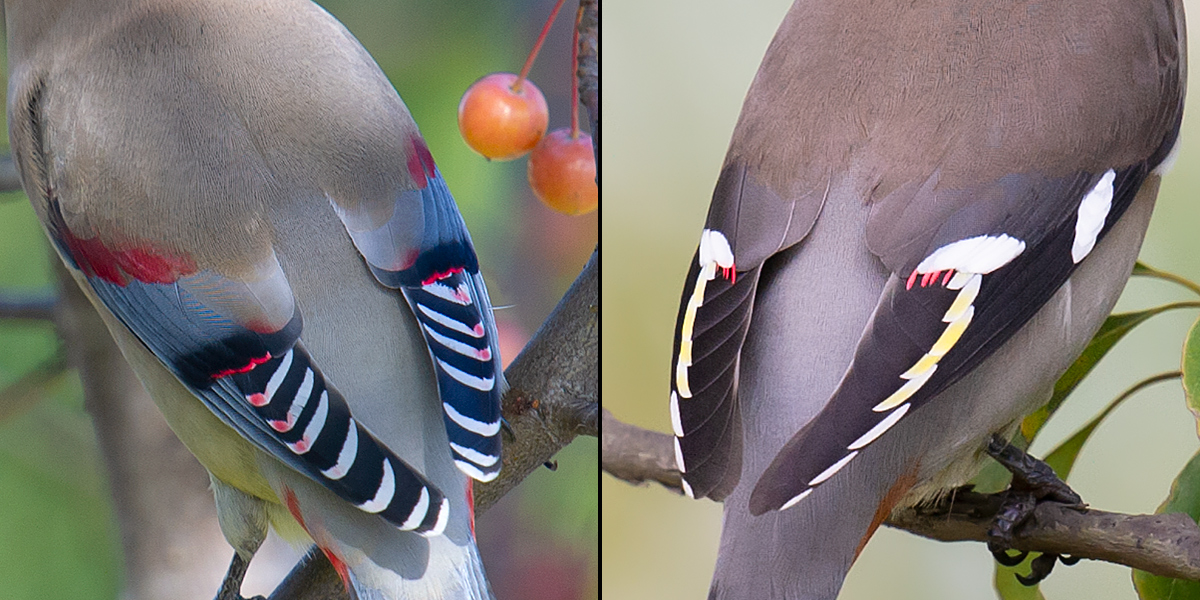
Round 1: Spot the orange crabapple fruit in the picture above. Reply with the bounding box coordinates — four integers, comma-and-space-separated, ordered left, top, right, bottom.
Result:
457, 72, 549, 161
527, 128, 597, 216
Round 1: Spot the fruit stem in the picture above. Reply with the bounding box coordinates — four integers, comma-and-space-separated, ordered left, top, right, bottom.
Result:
516, 0, 567, 91
569, 3, 582, 139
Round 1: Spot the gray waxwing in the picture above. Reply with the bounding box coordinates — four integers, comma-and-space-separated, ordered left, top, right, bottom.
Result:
5, 0, 504, 598
668, 0, 1187, 598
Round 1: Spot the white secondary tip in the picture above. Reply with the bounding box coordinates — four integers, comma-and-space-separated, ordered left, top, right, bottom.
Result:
417, 497, 451, 538
681, 477, 695, 499
673, 436, 687, 474
780, 488, 813, 511
1071, 169, 1115, 264
699, 229, 734, 269
916, 234, 1026, 275
669, 392, 684, 437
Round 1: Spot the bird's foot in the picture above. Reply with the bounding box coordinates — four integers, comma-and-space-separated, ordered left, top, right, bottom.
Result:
214, 552, 266, 600
986, 434, 1083, 505
985, 434, 1085, 586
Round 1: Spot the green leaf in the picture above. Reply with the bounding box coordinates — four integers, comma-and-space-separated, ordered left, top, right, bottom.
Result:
971, 432, 1027, 494
1042, 372, 1179, 479
994, 553, 1047, 600
994, 373, 1178, 599
1022, 303, 1200, 441
1133, 449, 1200, 599
1181, 315, 1200, 436
1133, 262, 1200, 297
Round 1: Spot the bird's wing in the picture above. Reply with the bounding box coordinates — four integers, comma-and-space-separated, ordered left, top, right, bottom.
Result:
749, 144, 1179, 514
670, 160, 826, 500
329, 136, 504, 483
41, 188, 452, 534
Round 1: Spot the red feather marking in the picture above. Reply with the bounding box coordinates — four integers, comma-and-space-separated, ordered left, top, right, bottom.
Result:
406, 137, 438, 190
213, 353, 273, 379
270, 415, 295, 432
421, 266, 465, 286
453, 283, 472, 303
906, 270, 919, 290
57, 227, 197, 286
401, 248, 420, 271
321, 547, 351, 590
283, 486, 308, 532
284, 486, 350, 590
247, 393, 269, 407
114, 246, 197, 284
942, 269, 955, 285
466, 479, 476, 537
66, 235, 128, 284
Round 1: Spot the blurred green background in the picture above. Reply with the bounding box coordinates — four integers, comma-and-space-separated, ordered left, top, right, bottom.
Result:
0, 1, 596, 599
603, 0, 1200, 599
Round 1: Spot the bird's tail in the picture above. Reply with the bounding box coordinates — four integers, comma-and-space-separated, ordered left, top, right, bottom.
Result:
347, 537, 493, 600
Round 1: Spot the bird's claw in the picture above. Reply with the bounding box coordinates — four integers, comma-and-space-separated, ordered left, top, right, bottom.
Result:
984, 434, 1085, 586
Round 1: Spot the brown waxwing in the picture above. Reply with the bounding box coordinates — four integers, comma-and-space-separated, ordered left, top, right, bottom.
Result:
668, 0, 1186, 597
5, 1, 505, 598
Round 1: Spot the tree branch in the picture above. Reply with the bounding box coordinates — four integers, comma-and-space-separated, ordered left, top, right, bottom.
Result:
602, 411, 1200, 582
0, 294, 57, 320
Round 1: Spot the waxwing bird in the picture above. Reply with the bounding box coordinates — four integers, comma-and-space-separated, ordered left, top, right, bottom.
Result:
5, 1, 504, 598
668, 0, 1186, 597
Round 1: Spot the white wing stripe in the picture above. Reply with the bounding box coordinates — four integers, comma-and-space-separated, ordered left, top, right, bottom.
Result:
443, 400, 501, 436
421, 281, 472, 305
1072, 169, 1116, 263
780, 489, 813, 511
288, 390, 328, 455
450, 441, 500, 467
265, 349, 295, 400
423, 324, 489, 361
284, 368, 315, 425
358, 458, 396, 514
808, 451, 859, 486
848, 403, 912, 450
436, 357, 495, 391
322, 419, 358, 480
397, 486, 430, 530
417, 304, 483, 338
454, 459, 497, 482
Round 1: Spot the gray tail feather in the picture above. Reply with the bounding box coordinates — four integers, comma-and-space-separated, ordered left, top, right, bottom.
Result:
349, 541, 493, 600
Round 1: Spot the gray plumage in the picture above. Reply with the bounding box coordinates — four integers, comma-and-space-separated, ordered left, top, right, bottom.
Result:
5, 0, 499, 597
669, 0, 1187, 597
